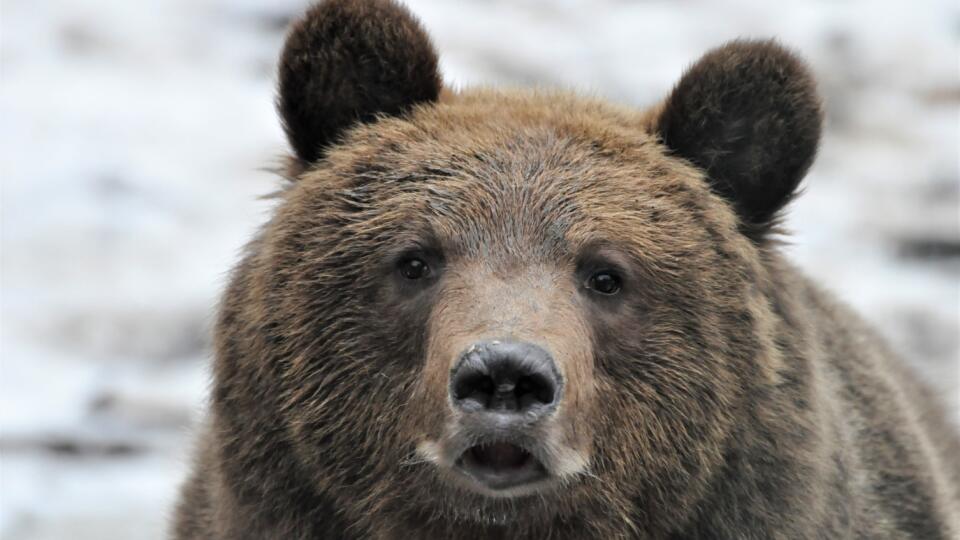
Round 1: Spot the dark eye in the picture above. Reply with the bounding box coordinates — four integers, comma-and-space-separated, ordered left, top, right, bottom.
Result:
399, 258, 430, 280
586, 271, 622, 295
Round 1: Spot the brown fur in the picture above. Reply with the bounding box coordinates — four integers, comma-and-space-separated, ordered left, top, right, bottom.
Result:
173, 1, 960, 538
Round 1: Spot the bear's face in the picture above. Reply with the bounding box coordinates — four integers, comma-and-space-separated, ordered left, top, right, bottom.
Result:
244, 0, 822, 530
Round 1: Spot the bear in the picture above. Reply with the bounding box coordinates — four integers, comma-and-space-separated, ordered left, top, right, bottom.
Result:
172, 0, 960, 538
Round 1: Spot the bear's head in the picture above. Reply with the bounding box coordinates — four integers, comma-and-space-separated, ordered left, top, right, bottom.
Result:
217, 0, 823, 534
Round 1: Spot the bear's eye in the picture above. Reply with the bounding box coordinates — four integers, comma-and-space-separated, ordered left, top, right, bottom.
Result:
586, 271, 622, 295
399, 258, 430, 280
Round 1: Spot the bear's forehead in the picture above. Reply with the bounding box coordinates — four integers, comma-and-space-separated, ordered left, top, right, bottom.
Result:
298, 90, 718, 261
326, 89, 693, 195
381, 89, 661, 160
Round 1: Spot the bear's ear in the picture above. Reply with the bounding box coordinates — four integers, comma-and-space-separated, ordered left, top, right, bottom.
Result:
278, 0, 442, 163
655, 40, 823, 237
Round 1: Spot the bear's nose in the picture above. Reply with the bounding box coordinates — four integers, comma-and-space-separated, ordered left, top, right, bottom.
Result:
450, 340, 561, 416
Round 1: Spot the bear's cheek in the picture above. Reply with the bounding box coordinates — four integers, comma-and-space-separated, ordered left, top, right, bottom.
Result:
580, 280, 755, 497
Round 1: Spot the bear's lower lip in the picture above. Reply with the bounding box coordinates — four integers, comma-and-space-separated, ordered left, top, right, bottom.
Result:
455, 442, 548, 490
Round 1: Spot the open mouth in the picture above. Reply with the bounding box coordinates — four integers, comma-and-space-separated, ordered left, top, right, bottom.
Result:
455, 442, 548, 490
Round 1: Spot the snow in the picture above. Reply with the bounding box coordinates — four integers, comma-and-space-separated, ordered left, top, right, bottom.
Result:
1, 0, 957, 538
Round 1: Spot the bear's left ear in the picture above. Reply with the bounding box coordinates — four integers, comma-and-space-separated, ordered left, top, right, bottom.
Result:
655, 40, 823, 237
278, 0, 442, 164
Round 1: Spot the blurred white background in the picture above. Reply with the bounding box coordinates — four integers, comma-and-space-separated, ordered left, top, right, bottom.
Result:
1, 1, 958, 538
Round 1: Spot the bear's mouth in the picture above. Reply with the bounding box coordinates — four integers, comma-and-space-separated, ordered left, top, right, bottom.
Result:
455, 442, 548, 490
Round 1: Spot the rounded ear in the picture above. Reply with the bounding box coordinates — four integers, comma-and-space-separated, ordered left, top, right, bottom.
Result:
278, 0, 442, 163
655, 40, 823, 236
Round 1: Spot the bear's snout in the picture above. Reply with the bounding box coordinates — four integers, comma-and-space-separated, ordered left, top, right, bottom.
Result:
449, 340, 562, 417
436, 340, 567, 493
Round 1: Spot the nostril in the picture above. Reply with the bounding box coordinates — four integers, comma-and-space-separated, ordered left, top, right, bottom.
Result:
515, 374, 554, 410
452, 372, 497, 408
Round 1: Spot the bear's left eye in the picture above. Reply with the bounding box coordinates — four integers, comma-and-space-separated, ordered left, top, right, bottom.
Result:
399, 258, 430, 280
586, 271, 622, 295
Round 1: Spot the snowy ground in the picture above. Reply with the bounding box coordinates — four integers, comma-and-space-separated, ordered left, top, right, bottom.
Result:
1, 0, 957, 538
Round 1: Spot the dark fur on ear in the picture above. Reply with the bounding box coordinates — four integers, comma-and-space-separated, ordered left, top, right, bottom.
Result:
278, 0, 442, 163
656, 39, 823, 238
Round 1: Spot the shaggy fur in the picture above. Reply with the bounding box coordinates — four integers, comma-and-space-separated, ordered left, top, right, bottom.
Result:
173, 1, 960, 538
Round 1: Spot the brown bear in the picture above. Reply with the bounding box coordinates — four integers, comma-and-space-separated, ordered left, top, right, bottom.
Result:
172, 0, 960, 538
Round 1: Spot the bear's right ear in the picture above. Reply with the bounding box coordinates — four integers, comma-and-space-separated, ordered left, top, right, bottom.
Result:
278, 0, 442, 164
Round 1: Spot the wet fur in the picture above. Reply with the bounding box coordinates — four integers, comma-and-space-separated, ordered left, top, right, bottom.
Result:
173, 1, 960, 538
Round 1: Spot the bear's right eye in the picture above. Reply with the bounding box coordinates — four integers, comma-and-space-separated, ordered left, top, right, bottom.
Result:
399, 258, 430, 280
